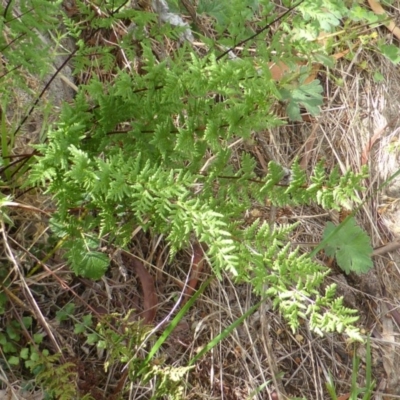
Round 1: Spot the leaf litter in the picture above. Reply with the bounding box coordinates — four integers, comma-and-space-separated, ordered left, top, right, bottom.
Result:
3, 0, 400, 399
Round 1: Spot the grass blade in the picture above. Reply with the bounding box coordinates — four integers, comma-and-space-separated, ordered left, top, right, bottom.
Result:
189, 296, 266, 366
135, 276, 213, 377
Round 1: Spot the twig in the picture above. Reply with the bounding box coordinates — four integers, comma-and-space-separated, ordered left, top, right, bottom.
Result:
216, 1, 304, 61
372, 240, 400, 257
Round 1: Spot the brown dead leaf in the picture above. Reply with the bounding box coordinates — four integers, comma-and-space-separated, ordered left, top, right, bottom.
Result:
361, 119, 397, 165
121, 252, 158, 324
268, 61, 292, 81
268, 60, 319, 83
368, 0, 400, 41
181, 243, 206, 306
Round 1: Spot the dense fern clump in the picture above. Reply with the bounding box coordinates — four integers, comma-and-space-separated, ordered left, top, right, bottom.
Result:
30, 1, 371, 339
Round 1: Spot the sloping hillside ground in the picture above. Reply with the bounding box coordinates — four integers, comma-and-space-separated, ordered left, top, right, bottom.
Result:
2, 0, 400, 399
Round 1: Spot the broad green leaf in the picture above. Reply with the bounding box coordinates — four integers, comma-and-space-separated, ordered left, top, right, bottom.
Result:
56, 303, 76, 322
86, 333, 99, 345
280, 78, 323, 121
74, 323, 86, 334
6, 324, 20, 341
380, 44, 400, 64
33, 333, 43, 344
20, 348, 30, 360
8, 356, 20, 365
323, 218, 373, 274
82, 314, 93, 326
22, 316, 32, 329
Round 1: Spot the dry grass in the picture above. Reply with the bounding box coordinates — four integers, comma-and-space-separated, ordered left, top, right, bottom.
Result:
3, 1, 400, 399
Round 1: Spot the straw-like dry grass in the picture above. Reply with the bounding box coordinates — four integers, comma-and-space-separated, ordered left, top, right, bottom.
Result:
2, 1, 400, 399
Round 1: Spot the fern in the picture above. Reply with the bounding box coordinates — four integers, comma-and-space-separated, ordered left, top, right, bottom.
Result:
24, 351, 85, 400
28, 0, 376, 340
0, 0, 63, 91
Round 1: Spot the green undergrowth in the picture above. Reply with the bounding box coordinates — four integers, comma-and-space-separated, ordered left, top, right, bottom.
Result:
28, 0, 374, 339
1, 0, 397, 398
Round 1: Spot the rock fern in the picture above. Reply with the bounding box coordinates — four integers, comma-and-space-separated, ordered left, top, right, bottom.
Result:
29, 1, 370, 339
